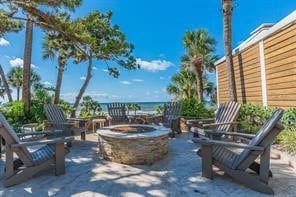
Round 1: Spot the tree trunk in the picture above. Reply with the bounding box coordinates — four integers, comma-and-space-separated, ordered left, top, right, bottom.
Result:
71, 53, 92, 118
197, 69, 203, 103
222, 0, 237, 101
54, 58, 65, 104
191, 58, 203, 102
0, 64, 12, 102
22, 16, 33, 111
17, 87, 20, 101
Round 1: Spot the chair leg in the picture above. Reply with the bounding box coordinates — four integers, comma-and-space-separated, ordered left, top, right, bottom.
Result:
249, 162, 272, 177
4, 159, 53, 187
55, 142, 65, 175
259, 146, 271, 184
201, 145, 213, 179
5, 144, 14, 178
81, 131, 86, 141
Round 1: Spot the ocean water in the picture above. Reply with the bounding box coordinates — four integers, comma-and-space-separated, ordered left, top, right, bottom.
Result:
100, 102, 165, 115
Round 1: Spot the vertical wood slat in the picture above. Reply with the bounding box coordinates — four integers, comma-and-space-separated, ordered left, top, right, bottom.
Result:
259, 41, 268, 106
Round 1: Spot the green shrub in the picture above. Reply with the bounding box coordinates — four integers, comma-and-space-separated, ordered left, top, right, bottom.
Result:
237, 104, 272, 133
180, 98, 214, 118
0, 101, 27, 130
281, 108, 296, 129
58, 100, 73, 118
277, 128, 296, 153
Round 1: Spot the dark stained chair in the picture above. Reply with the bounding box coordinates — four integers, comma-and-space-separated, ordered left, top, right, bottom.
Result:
189, 101, 241, 138
44, 104, 86, 142
107, 103, 130, 125
0, 113, 73, 187
159, 102, 182, 136
193, 108, 285, 194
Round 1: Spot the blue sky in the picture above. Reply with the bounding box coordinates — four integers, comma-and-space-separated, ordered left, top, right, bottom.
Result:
0, 1, 295, 103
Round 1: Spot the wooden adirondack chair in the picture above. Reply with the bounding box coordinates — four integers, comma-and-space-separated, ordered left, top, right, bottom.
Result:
107, 103, 129, 125
159, 102, 182, 136
189, 101, 241, 138
193, 108, 285, 194
0, 113, 73, 187
44, 104, 86, 141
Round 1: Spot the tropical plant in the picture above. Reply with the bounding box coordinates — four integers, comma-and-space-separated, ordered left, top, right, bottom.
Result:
166, 69, 197, 100
7, 67, 41, 101
69, 11, 137, 117
42, 17, 78, 104
182, 29, 217, 103
155, 105, 164, 115
0, 0, 82, 111
58, 99, 74, 118
0, 101, 26, 129
180, 98, 214, 118
222, 0, 237, 101
128, 103, 141, 116
79, 96, 102, 117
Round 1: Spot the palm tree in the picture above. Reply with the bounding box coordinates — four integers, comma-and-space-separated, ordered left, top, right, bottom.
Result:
22, 15, 33, 111
1, 0, 82, 111
42, 33, 74, 104
182, 29, 217, 103
7, 67, 22, 101
222, 0, 237, 101
7, 67, 41, 101
166, 69, 197, 100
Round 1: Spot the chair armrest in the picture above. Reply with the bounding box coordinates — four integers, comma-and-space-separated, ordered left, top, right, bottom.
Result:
17, 130, 63, 137
11, 136, 74, 148
192, 138, 264, 151
205, 131, 256, 139
47, 121, 75, 126
187, 118, 215, 125
203, 122, 238, 128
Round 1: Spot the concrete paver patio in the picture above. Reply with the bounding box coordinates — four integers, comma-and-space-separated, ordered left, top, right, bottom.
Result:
0, 133, 295, 197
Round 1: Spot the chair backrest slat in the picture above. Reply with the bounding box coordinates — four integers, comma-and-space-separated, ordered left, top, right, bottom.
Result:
232, 109, 284, 169
215, 101, 241, 131
0, 113, 33, 166
163, 102, 182, 125
107, 103, 127, 124
44, 104, 67, 123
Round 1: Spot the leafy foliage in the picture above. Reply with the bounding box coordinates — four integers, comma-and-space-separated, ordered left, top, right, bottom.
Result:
126, 103, 141, 115
0, 101, 26, 129
237, 104, 273, 133
181, 29, 217, 102
58, 100, 73, 117
155, 105, 164, 115
180, 98, 214, 118
79, 96, 103, 118
277, 128, 296, 153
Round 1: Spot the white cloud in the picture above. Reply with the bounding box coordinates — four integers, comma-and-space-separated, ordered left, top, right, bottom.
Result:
145, 91, 151, 96
102, 69, 108, 72
136, 58, 173, 72
80, 76, 86, 80
132, 79, 144, 82
9, 58, 37, 68
159, 76, 165, 80
0, 38, 9, 46
43, 81, 52, 86
120, 80, 131, 85
154, 90, 160, 94
92, 66, 98, 70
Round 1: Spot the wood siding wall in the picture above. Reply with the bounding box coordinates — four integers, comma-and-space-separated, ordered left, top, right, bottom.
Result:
217, 23, 296, 108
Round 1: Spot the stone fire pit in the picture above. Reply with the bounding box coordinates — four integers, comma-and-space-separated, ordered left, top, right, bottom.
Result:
97, 124, 170, 165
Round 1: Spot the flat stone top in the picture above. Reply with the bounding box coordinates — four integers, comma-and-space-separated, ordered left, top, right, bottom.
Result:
97, 124, 170, 139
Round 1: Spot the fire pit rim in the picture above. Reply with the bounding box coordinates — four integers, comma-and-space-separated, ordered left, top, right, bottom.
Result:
96, 124, 170, 139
